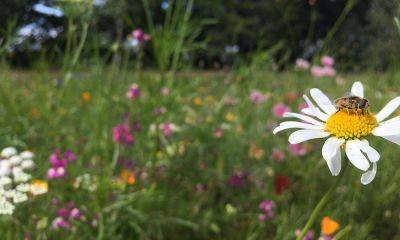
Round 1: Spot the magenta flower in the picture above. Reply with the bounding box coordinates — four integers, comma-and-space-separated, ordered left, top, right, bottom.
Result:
227, 170, 247, 187
126, 83, 140, 100
271, 149, 285, 162
250, 90, 265, 104
132, 28, 151, 43
289, 144, 307, 156
321, 55, 334, 67
258, 200, 275, 221
311, 66, 336, 78
47, 149, 76, 180
295, 58, 310, 69
273, 103, 291, 117
113, 123, 134, 146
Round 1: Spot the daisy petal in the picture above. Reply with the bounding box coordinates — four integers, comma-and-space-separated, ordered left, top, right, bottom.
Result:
372, 121, 400, 136
351, 81, 364, 98
322, 137, 344, 176
273, 121, 324, 134
310, 88, 337, 115
288, 129, 330, 144
345, 140, 370, 171
361, 162, 377, 185
378, 135, 400, 145
301, 107, 316, 116
283, 112, 325, 126
303, 95, 329, 121
380, 116, 400, 125
375, 96, 400, 122
359, 140, 380, 162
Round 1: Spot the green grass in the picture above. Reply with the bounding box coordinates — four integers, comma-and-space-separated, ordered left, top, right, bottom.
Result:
0, 67, 399, 239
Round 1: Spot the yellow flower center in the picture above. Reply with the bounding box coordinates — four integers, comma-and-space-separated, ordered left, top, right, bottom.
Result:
325, 110, 377, 140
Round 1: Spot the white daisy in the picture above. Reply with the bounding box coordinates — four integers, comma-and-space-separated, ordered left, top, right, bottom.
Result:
273, 81, 400, 184
1, 147, 17, 158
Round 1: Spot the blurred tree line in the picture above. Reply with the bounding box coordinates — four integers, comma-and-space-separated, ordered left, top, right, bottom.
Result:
1, 0, 399, 71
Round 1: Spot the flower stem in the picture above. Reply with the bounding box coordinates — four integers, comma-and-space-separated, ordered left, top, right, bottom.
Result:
296, 159, 348, 240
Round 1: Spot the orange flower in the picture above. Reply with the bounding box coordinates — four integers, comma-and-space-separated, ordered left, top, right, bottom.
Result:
120, 169, 136, 185
82, 91, 91, 102
321, 216, 339, 235
193, 97, 203, 106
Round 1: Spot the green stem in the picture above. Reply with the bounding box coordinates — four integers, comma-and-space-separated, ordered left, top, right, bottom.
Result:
296, 159, 349, 240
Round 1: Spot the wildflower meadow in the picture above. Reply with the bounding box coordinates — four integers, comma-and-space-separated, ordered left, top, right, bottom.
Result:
1, 0, 400, 239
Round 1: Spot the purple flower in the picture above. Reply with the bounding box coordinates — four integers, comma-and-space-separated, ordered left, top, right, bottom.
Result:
295, 229, 314, 240
126, 83, 140, 100
227, 170, 247, 187
250, 90, 265, 105
159, 122, 176, 138
295, 58, 310, 69
258, 200, 275, 221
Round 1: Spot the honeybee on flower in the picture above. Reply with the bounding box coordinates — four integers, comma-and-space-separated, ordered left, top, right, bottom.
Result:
273, 82, 400, 184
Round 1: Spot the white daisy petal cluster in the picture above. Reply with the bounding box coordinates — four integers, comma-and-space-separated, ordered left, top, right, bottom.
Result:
273, 82, 400, 184
0, 147, 42, 215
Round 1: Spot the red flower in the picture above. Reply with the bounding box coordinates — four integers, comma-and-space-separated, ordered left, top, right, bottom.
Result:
274, 175, 290, 194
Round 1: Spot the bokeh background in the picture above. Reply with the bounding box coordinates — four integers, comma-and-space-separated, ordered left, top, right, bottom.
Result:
0, 0, 400, 239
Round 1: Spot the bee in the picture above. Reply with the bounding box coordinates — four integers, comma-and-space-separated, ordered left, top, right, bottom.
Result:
334, 95, 369, 114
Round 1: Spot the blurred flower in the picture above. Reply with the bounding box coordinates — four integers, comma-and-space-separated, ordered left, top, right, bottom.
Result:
33, 3, 63, 17
225, 45, 240, 54
321, 216, 339, 236
214, 127, 223, 138
295, 229, 314, 240
258, 200, 275, 221
227, 170, 247, 187
73, 174, 98, 192
159, 122, 177, 138
161, 87, 170, 96
248, 144, 265, 160
47, 149, 76, 180
285, 92, 297, 103
311, 66, 336, 78
113, 122, 135, 146
298, 103, 308, 111
273, 103, 291, 118
274, 175, 290, 194
271, 149, 285, 162
250, 90, 265, 104
30, 180, 48, 195
82, 91, 91, 102
132, 29, 150, 43
126, 83, 140, 100
273, 82, 400, 184
119, 169, 135, 185
193, 97, 203, 106
296, 58, 310, 70
161, 1, 169, 10
289, 144, 307, 156
321, 56, 334, 67
225, 113, 235, 122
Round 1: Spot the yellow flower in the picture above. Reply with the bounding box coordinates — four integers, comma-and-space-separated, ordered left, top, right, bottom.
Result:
82, 91, 91, 102
193, 97, 203, 106
205, 95, 214, 105
30, 180, 48, 195
225, 113, 235, 122
248, 143, 265, 160
321, 216, 339, 235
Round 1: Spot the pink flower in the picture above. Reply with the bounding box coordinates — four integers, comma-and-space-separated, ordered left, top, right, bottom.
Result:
159, 122, 176, 138
295, 229, 314, 240
132, 28, 151, 43
52, 217, 71, 230
258, 200, 275, 221
250, 90, 265, 104
273, 103, 291, 117
295, 58, 310, 69
311, 66, 336, 77
70, 208, 80, 219
321, 55, 334, 67
271, 149, 285, 162
113, 123, 134, 146
126, 83, 140, 100
161, 87, 170, 96
290, 144, 308, 156
214, 127, 223, 138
